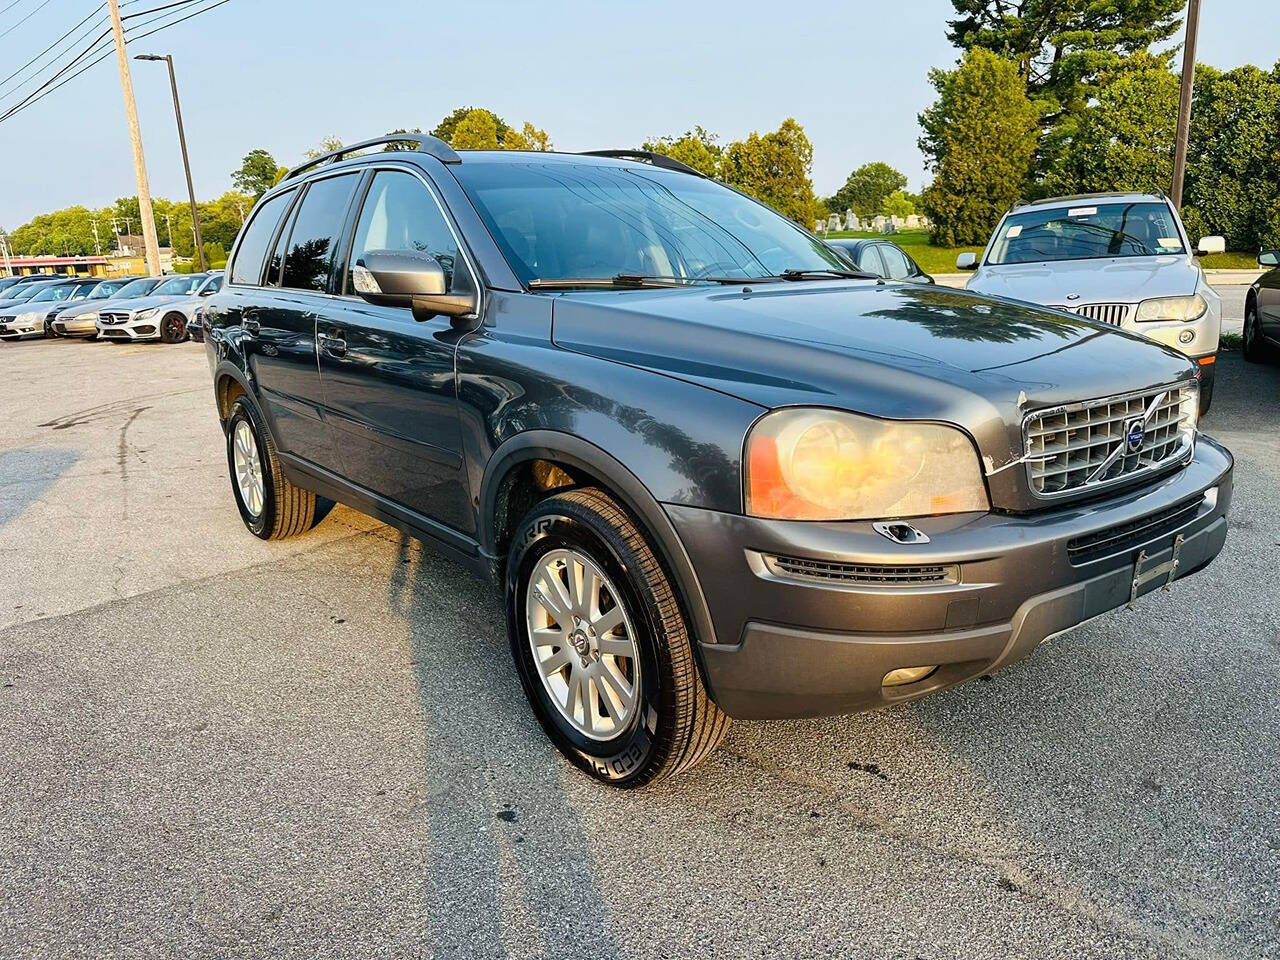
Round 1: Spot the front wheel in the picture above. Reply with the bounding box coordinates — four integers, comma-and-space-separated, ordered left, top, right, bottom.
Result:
160, 312, 189, 344
224, 397, 316, 540
506, 488, 729, 787
1243, 299, 1272, 363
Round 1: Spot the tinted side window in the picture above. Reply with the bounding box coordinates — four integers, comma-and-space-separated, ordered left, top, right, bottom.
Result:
230, 190, 293, 286
282, 174, 359, 292
347, 171, 471, 294
855, 245, 886, 277
879, 244, 912, 280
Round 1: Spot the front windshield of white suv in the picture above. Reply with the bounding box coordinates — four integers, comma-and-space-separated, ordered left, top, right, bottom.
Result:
115, 277, 164, 298
986, 201, 1186, 266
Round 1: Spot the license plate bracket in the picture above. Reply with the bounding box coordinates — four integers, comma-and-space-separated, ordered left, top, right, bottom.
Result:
1128, 533, 1185, 607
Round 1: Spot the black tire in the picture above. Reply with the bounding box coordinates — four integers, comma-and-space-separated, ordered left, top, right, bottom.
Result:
1243, 297, 1271, 363
160, 311, 188, 344
43, 318, 55, 339
505, 487, 730, 787
225, 396, 316, 540
1198, 359, 1215, 416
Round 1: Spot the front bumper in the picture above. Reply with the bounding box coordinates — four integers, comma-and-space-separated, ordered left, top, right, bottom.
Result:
52, 315, 100, 337
666, 435, 1233, 720
96, 316, 160, 341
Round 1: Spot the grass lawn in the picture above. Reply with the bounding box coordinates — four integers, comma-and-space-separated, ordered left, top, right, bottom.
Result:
825, 228, 1260, 273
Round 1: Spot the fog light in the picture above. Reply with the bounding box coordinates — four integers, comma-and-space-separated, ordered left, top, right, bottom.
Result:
1179, 329, 1195, 344
882, 665, 938, 687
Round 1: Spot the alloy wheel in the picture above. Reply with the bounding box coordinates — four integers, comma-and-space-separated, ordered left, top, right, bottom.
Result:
524, 547, 641, 740
232, 420, 265, 517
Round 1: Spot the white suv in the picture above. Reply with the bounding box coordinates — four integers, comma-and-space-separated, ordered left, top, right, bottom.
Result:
959, 192, 1224, 413
96, 272, 222, 343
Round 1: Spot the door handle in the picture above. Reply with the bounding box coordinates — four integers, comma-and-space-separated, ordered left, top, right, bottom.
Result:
242, 316, 260, 336
318, 331, 346, 357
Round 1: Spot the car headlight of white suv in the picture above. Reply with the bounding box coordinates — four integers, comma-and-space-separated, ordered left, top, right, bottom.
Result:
745, 408, 990, 521
1134, 294, 1208, 323
134, 307, 158, 320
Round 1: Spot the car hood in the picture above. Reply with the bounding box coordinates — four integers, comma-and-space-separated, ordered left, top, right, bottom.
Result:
966, 255, 1202, 305
104, 292, 183, 313
56, 294, 145, 318
550, 281, 1197, 503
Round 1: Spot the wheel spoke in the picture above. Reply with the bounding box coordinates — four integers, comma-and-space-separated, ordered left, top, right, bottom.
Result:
596, 633, 633, 658
533, 569, 573, 625
530, 626, 565, 649
591, 605, 624, 637
599, 660, 635, 716
538, 646, 572, 676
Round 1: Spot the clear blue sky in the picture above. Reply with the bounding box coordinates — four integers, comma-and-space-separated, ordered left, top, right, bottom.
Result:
0, 0, 1274, 230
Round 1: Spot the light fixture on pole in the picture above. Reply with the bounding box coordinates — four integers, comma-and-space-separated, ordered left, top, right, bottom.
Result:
136, 53, 206, 271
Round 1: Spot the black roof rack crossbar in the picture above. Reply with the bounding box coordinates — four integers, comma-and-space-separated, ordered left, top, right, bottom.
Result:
579, 150, 705, 177
282, 134, 461, 182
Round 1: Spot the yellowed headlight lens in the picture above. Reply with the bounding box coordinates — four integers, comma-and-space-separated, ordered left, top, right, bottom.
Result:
746, 409, 989, 521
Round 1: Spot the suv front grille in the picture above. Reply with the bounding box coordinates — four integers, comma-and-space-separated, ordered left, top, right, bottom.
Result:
764, 554, 957, 587
1073, 303, 1130, 325
1024, 382, 1196, 498
1067, 497, 1203, 564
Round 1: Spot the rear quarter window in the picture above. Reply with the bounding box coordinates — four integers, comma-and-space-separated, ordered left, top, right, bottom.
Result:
230, 190, 294, 286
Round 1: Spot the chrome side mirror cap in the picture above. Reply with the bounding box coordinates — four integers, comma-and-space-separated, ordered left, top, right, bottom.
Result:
955, 252, 978, 271
353, 249, 477, 323
1196, 235, 1226, 256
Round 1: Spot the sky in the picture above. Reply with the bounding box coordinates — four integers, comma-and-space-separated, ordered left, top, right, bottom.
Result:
0, 0, 1276, 231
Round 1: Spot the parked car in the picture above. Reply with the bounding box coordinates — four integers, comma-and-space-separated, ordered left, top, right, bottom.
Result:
0, 273, 65, 309
95, 272, 220, 343
204, 138, 1232, 787
1244, 250, 1280, 364
187, 303, 208, 342
959, 192, 1224, 414
0, 278, 99, 341
162, 271, 223, 342
827, 237, 934, 284
50, 276, 163, 338
48, 275, 145, 337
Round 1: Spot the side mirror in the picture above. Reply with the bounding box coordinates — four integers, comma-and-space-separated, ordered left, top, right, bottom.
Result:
1196, 235, 1226, 256
1259, 250, 1279, 268
352, 249, 477, 324
956, 252, 978, 271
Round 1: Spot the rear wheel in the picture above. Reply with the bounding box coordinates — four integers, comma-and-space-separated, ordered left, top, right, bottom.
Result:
506, 487, 730, 787
160, 312, 188, 344
225, 396, 316, 540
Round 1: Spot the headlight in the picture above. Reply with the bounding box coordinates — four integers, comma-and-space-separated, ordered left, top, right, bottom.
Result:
17, 310, 41, 324
135, 307, 157, 320
745, 409, 989, 521
1134, 295, 1208, 323
80, 312, 99, 322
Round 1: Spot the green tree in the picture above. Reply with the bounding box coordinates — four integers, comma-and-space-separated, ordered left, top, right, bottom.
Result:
232, 148, 284, 198
1044, 53, 1180, 197
304, 136, 344, 160
642, 126, 723, 177
919, 48, 1039, 246
432, 107, 551, 151
1185, 62, 1280, 251
947, 0, 1184, 174
829, 162, 908, 218
719, 118, 820, 225
881, 190, 917, 219
432, 106, 511, 145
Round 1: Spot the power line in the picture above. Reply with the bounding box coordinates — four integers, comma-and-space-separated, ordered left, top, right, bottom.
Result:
0, 0, 224, 125
0, 0, 56, 42
0, 3, 107, 98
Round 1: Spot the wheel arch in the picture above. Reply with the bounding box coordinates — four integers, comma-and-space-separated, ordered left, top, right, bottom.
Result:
480, 430, 724, 655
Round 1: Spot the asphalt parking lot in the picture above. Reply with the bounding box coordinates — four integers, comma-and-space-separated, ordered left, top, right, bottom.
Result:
1, 337, 1278, 960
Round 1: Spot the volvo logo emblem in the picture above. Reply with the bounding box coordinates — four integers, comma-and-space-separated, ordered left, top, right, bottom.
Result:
1124, 417, 1146, 454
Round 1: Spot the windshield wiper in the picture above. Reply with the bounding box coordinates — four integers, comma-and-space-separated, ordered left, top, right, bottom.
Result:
776, 267, 879, 281
529, 274, 775, 290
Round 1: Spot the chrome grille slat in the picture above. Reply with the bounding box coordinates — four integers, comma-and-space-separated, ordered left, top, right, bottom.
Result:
1074, 303, 1131, 325
1023, 383, 1196, 498
765, 555, 957, 587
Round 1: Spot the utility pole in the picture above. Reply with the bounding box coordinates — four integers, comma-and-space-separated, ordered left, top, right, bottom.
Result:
1170, 0, 1201, 208
107, 0, 161, 276
0, 230, 12, 276
91, 219, 102, 256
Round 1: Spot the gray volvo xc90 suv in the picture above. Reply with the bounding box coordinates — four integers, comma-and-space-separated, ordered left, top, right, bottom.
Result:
203, 136, 1233, 786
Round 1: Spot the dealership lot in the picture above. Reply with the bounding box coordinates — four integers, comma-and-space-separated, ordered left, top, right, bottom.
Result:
1, 339, 1277, 959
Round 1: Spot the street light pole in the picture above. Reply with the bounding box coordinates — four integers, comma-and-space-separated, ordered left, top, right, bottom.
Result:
136, 53, 205, 271
1170, 0, 1201, 208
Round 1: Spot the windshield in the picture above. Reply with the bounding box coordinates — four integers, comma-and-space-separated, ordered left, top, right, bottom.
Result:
987, 201, 1185, 265
29, 284, 75, 303
6, 282, 55, 302
88, 280, 127, 299
116, 277, 163, 297
453, 160, 848, 285
153, 274, 205, 296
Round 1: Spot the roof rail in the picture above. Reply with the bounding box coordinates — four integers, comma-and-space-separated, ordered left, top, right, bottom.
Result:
579, 149, 706, 177
282, 134, 461, 182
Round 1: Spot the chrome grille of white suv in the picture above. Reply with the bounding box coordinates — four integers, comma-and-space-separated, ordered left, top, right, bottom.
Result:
1024, 382, 1197, 498
1073, 303, 1130, 325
